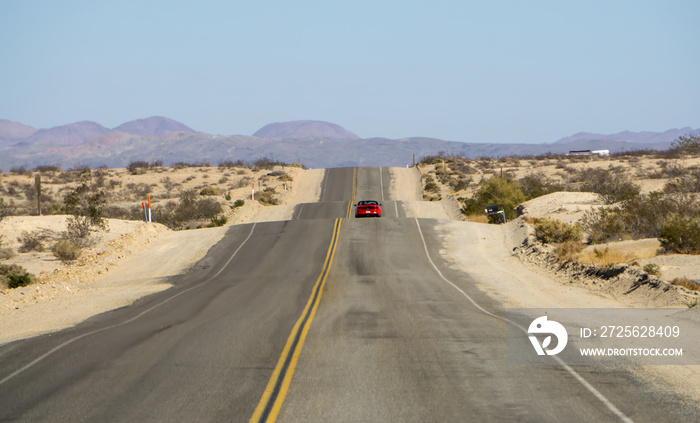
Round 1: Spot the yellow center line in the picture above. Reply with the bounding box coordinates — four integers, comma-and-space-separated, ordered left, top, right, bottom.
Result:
249, 218, 343, 423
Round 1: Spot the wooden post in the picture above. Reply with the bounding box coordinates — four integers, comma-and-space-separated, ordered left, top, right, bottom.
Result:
35, 175, 41, 215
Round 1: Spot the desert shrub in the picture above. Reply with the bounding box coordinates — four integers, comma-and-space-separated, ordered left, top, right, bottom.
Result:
127, 161, 150, 174
0, 264, 31, 288
554, 240, 586, 261
208, 215, 227, 227
534, 218, 583, 243
34, 164, 61, 173
153, 189, 223, 229
659, 214, 700, 254
232, 199, 245, 208
663, 169, 700, 193
252, 157, 284, 171
8, 273, 32, 289
199, 186, 219, 196
233, 177, 253, 189
670, 277, 700, 292
649, 161, 688, 179
643, 263, 661, 276
52, 239, 82, 263
125, 183, 153, 198
278, 173, 293, 182
424, 176, 439, 193
460, 177, 526, 220
420, 152, 449, 165
575, 168, 640, 204
582, 192, 699, 244
0, 247, 15, 260
10, 166, 30, 175
17, 230, 50, 253
102, 205, 142, 221
257, 189, 279, 206
577, 247, 635, 267
0, 264, 23, 277
219, 160, 247, 169
0, 198, 15, 221
518, 173, 564, 200
449, 178, 470, 192
670, 133, 700, 152
62, 183, 108, 246
0, 235, 15, 259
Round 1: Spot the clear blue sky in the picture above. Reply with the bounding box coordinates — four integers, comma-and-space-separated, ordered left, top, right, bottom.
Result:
1, 0, 698, 143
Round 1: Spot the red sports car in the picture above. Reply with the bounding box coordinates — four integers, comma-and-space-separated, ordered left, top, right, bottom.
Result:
355, 200, 382, 218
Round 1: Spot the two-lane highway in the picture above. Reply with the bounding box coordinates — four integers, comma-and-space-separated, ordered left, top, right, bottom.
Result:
0, 167, 696, 422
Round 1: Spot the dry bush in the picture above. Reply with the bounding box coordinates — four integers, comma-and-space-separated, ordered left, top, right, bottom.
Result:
52, 239, 82, 263
153, 189, 223, 229
0, 198, 15, 221
574, 168, 640, 204
0, 264, 31, 288
233, 177, 253, 189
582, 193, 700, 245
257, 187, 279, 206
127, 161, 151, 175
218, 160, 247, 169
252, 157, 285, 171
578, 247, 635, 267
670, 277, 700, 292
461, 177, 525, 220
17, 230, 51, 253
423, 176, 439, 194
199, 186, 219, 196
534, 218, 583, 243
659, 213, 700, 254
518, 173, 564, 200
643, 263, 661, 276
554, 241, 586, 262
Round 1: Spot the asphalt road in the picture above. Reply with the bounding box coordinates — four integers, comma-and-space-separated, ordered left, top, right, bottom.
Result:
0, 167, 696, 422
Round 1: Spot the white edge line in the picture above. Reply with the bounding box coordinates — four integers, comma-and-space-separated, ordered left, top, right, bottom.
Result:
413, 218, 634, 423
0, 223, 258, 387
380, 167, 384, 202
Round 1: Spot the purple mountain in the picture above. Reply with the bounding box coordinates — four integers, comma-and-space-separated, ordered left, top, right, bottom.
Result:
114, 116, 194, 136
253, 120, 360, 140
26, 121, 111, 146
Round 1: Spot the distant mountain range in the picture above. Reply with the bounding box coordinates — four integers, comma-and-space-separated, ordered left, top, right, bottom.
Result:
0, 117, 696, 169
0, 116, 194, 148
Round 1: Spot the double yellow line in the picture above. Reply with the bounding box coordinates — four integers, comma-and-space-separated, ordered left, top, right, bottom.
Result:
345, 167, 357, 218
249, 218, 343, 423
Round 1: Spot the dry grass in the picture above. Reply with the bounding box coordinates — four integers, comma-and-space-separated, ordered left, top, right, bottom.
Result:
554, 241, 586, 262
670, 277, 700, 292
578, 247, 638, 267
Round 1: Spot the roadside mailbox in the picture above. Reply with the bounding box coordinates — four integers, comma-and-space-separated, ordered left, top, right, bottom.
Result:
485, 205, 506, 224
